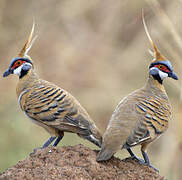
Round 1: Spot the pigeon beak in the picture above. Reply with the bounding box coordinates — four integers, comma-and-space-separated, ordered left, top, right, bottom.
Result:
3, 68, 13, 77
169, 71, 178, 80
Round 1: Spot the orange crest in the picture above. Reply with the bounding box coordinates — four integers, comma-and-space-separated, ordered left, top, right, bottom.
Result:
142, 11, 168, 63
18, 22, 37, 58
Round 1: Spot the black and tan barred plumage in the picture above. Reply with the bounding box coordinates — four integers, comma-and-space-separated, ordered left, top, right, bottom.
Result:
17, 73, 102, 148
3, 24, 102, 150
96, 14, 178, 170
125, 80, 171, 147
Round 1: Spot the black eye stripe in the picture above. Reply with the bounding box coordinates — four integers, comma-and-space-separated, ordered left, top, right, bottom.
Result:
10, 57, 32, 68
150, 64, 170, 72
157, 64, 168, 69
149, 61, 172, 72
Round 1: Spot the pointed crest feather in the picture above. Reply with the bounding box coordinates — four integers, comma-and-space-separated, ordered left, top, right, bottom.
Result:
148, 49, 154, 57
142, 10, 167, 62
18, 21, 37, 58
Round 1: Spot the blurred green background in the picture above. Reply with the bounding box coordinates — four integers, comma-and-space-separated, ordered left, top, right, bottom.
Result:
0, 0, 182, 179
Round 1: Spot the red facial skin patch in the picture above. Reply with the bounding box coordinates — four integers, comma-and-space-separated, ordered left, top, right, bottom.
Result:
154, 64, 170, 73
12, 60, 26, 70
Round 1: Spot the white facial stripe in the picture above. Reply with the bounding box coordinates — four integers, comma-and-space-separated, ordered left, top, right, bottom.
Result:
158, 70, 168, 80
150, 67, 157, 71
13, 64, 23, 76
13, 62, 32, 76
24, 62, 32, 67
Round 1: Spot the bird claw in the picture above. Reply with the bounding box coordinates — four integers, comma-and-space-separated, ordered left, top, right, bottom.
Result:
131, 155, 145, 164
130, 156, 159, 172
146, 164, 159, 172
29, 147, 42, 156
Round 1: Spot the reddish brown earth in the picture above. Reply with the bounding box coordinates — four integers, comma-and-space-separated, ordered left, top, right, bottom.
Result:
0, 144, 165, 180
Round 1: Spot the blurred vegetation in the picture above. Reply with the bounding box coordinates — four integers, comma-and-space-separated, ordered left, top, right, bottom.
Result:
0, 0, 182, 179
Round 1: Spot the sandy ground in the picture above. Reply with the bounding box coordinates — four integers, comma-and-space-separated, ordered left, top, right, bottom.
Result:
0, 144, 166, 180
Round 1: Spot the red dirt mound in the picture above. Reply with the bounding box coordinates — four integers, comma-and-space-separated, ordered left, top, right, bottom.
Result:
0, 144, 165, 180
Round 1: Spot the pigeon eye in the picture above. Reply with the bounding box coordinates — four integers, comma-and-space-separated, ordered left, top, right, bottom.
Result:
158, 65, 164, 69
17, 61, 21, 65
154, 64, 170, 73
15, 60, 23, 67
12, 60, 24, 69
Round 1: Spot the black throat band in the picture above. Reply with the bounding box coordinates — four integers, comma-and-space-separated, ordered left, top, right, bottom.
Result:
19, 69, 29, 79
152, 74, 163, 84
